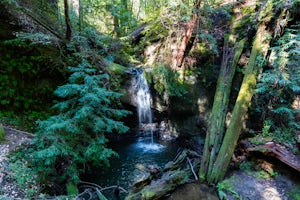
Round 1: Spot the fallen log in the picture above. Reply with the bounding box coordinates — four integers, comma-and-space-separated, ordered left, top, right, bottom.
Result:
125, 169, 191, 200
126, 149, 201, 200
247, 141, 300, 172
164, 149, 201, 172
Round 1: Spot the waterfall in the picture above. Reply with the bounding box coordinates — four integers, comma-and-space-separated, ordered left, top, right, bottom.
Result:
134, 69, 154, 143
130, 68, 164, 151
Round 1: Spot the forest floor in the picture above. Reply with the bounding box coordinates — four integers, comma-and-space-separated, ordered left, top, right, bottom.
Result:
0, 126, 32, 199
223, 168, 300, 200
165, 163, 300, 200
0, 127, 299, 200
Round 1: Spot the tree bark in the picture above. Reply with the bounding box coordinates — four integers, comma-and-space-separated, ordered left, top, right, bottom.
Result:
247, 141, 300, 172
205, 3, 294, 183
199, 37, 246, 180
125, 169, 190, 200
171, 0, 201, 70
207, 19, 272, 184
78, 0, 83, 31
64, 0, 72, 41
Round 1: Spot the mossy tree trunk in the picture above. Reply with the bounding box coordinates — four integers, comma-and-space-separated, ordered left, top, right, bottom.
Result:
207, 23, 271, 183
207, 5, 291, 183
199, 1, 251, 181
199, 0, 294, 184
199, 37, 246, 180
78, 0, 83, 31
200, 0, 294, 184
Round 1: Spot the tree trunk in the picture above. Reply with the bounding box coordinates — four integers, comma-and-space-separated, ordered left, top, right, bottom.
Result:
207, 19, 272, 184
198, 0, 294, 184
199, 37, 246, 180
171, 0, 201, 70
64, 0, 72, 41
246, 141, 300, 172
78, 0, 83, 31
205, 3, 294, 183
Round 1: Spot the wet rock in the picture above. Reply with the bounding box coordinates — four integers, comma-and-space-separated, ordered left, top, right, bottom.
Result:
164, 183, 218, 200
132, 169, 151, 189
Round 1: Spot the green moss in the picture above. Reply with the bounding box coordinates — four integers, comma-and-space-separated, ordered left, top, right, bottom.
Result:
287, 183, 300, 200
0, 124, 5, 142
217, 179, 242, 200
144, 191, 156, 199
241, 6, 256, 15
66, 182, 78, 196
106, 60, 127, 74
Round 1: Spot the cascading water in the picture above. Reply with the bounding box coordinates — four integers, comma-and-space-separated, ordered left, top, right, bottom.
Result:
86, 68, 180, 197
135, 69, 153, 143
132, 68, 164, 151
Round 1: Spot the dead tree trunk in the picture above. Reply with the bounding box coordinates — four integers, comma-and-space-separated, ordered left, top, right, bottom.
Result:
199, 37, 246, 180
207, 20, 272, 184
207, 5, 292, 183
64, 0, 72, 41
171, 0, 201, 70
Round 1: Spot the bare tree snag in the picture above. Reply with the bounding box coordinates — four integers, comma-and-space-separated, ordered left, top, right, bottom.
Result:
64, 0, 72, 41
171, 0, 201, 70
207, 17, 274, 184
199, 38, 246, 180
205, 2, 295, 183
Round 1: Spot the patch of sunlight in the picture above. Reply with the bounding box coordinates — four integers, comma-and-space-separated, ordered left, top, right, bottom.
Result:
197, 98, 208, 113
292, 96, 300, 109
261, 187, 281, 200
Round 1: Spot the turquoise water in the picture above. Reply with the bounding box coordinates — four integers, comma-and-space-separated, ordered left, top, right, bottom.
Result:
83, 134, 179, 199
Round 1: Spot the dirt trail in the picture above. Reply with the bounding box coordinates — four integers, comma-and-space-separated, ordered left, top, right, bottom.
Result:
0, 126, 32, 199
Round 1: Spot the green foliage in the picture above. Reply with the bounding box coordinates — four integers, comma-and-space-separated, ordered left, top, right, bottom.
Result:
217, 179, 242, 200
66, 182, 78, 195
8, 159, 40, 198
81, 0, 138, 37
3, 33, 53, 47
0, 124, 5, 142
67, 27, 132, 87
197, 2, 232, 57
151, 64, 187, 97
287, 183, 300, 200
27, 60, 130, 193
254, 24, 300, 146
199, 32, 219, 56
239, 161, 275, 180
139, 1, 194, 46
0, 37, 65, 129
